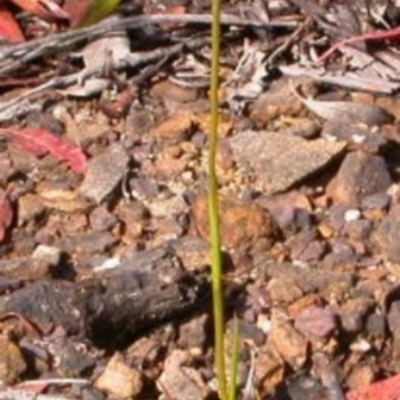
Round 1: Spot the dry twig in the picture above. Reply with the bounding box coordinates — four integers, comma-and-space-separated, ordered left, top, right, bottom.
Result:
0, 37, 210, 121
0, 13, 298, 73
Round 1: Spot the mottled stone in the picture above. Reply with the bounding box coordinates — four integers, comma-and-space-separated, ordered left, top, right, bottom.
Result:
230, 130, 345, 194
269, 313, 307, 369
95, 353, 143, 398
79, 143, 129, 204
89, 205, 118, 231
157, 350, 210, 400
327, 151, 392, 206
374, 204, 400, 262
192, 193, 278, 250
0, 337, 26, 384
344, 219, 373, 240
294, 306, 337, 339
387, 300, 400, 336
338, 298, 373, 333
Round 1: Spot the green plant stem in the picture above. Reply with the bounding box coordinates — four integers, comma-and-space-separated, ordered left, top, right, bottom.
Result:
228, 315, 240, 400
209, 0, 227, 399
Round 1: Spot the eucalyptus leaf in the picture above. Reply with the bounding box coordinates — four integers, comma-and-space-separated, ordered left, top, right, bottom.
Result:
290, 81, 393, 126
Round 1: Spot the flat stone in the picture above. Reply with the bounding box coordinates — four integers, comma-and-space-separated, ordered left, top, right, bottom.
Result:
230, 130, 345, 194
56, 231, 117, 254
178, 314, 209, 350
337, 298, 374, 333
95, 353, 143, 398
327, 151, 392, 206
374, 204, 400, 262
294, 306, 337, 339
157, 350, 210, 400
89, 205, 118, 231
79, 143, 129, 204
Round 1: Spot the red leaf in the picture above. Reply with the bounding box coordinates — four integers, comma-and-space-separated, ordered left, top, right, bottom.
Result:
318, 373, 400, 400
0, 3, 25, 43
0, 127, 87, 173
346, 373, 400, 400
0, 196, 13, 243
8, 0, 70, 20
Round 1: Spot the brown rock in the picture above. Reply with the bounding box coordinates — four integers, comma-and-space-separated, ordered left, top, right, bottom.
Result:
347, 364, 376, 391
149, 112, 194, 143
255, 344, 285, 394
146, 194, 188, 218
153, 158, 186, 178
157, 350, 210, 400
294, 306, 337, 339
0, 337, 26, 385
150, 217, 185, 245
79, 143, 129, 204
322, 121, 386, 153
178, 314, 209, 350
249, 77, 312, 124
151, 79, 199, 103
39, 189, 90, 213
269, 312, 308, 369
374, 204, 400, 262
268, 276, 304, 304
191, 193, 278, 250
281, 118, 320, 139
171, 236, 210, 271
124, 107, 166, 139
89, 205, 118, 231
57, 340, 96, 377
387, 300, 400, 337
344, 219, 373, 240
17, 193, 45, 226
230, 130, 346, 194
288, 294, 324, 317
365, 312, 386, 339
285, 228, 318, 259
56, 231, 117, 254
327, 151, 392, 206
95, 353, 143, 398
338, 298, 374, 333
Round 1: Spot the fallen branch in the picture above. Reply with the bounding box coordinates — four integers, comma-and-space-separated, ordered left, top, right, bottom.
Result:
318, 26, 400, 62
0, 37, 210, 121
0, 12, 298, 72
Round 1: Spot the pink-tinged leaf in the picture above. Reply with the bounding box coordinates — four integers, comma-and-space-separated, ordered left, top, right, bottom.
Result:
8, 0, 70, 20
0, 196, 13, 243
0, 127, 87, 173
0, 3, 25, 43
318, 373, 400, 400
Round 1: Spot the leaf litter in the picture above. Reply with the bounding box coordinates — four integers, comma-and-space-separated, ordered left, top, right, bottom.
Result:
2, 1, 400, 400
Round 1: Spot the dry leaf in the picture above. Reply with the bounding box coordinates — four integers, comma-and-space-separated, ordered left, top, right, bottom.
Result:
0, 127, 87, 173
290, 81, 393, 126
0, 3, 25, 43
9, 0, 70, 20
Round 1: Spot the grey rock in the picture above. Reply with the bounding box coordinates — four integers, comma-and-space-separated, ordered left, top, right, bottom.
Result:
230, 130, 346, 194
327, 151, 392, 206
79, 143, 129, 204
294, 306, 337, 339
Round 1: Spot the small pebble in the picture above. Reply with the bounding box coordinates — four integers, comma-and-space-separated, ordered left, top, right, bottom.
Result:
344, 209, 361, 222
